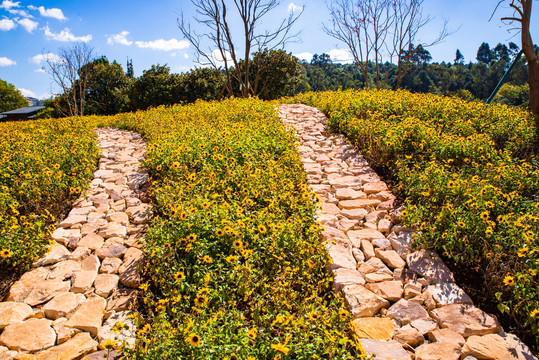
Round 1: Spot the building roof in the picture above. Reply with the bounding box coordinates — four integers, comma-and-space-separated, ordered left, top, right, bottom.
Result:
0, 106, 46, 116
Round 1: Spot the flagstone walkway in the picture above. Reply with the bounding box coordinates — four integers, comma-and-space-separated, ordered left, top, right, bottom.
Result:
279, 104, 537, 360
0, 128, 150, 360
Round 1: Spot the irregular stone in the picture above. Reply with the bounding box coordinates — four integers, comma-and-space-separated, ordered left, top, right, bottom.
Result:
43, 292, 85, 320
49, 260, 81, 280
329, 176, 362, 189
0, 318, 56, 352
377, 219, 392, 234
68, 246, 91, 261
339, 199, 381, 209
0, 346, 17, 359
362, 181, 388, 194
333, 268, 365, 291
100, 257, 123, 274
106, 288, 137, 312
326, 243, 356, 270
110, 199, 126, 212
33, 244, 71, 266
106, 212, 129, 226
97, 310, 136, 348
94, 274, 119, 298
32, 332, 97, 360
69, 206, 96, 216
410, 318, 438, 335
0, 302, 33, 329
335, 188, 366, 200
428, 328, 465, 346
461, 333, 537, 360
407, 250, 454, 284
425, 283, 473, 307
388, 231, 413, 258
125, 204, 152, 224
415, 342, 461, 360
81, 254, 100, 272
119, 247, 144, 288
365, 257, 392, 273
94, 169, 114, 179
430, 304, 503, 337
71, 271, 98, 293
340, 208, 368, 220
394, 325, 424, 347
376, 249, 406, 269
65, 296, 106, 336
77, 233, 105, 250
352, 317, 394, 341
51, 228, 81, 246
365, 272, 394, 283
321, 226, 348, 241
59, 215, 87, 228
24, 279, 70, 306
83, 350, 120, 360
365, 281, 404, 302
343, 284, 389, 318
322, 203, 341, 215
80, 223, 99, 236
359, 339, 412, 360
96, 245, 127, 259
352, 248, 365, 263
360, 240, 375, 259
7, 267, 50, 302
348, 229, 385, 247
404, 281, 422, 299
394, 268, 417, 283
372, 237, 391, 249
387, 299, 430, 325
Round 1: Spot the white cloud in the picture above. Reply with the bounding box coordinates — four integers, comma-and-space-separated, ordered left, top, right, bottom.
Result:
0, 18, 16, 31
294, 52, 312, 62
107, 30, 132, 46
327, 48, 354, 64
30, 52, 61, 65
287, 2, 302, 12
44, 25, 92, 42
0, 56, 16, 66
135, 38, 189, 51
0, 0, 19, 10
9, 8, 31, 17
29, 5, 66, 21
34, 67, 46, 73
17, 18, 37, 32
209, 48, 233, 68
18, 88, 35, 97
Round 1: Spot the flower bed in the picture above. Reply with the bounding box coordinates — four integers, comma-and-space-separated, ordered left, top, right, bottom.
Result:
0, 117, 99, 272
290, 89, 539, 348
111, 99, 361, 358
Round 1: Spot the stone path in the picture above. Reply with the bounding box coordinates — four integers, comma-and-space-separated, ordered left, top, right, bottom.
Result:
279, 104, 537, 360
0, 128, 151, 360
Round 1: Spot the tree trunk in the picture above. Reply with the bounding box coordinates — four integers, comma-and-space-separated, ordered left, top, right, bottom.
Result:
520, 0, 539, 134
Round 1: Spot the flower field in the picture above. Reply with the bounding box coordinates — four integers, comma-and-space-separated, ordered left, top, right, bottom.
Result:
107, 98, 362, 358
0, 117, 99, 273
289, 89, 539, 348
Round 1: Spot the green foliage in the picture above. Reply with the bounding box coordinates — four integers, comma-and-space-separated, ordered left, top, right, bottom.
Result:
493, 83, 530, 108
178, 67, 225, 103
84, 57, 131, 115
0, 79, 28, 113
290, 89, 539, 349
0, 116, 99, 271
107, 99, 362, 359
129, 64, 182, 111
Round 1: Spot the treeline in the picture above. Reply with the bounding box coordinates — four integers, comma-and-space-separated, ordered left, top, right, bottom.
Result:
299, 42, 531, 106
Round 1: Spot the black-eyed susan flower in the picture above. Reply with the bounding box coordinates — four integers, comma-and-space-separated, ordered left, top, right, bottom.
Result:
257, 224, 267, 234
173, 271, 185, 281
246, 328, 257, 339
194, 294, 208, 307
187, 234, 197, 242
1, 249, 12, 258
233, 239, 243, 250
186, 333, 201, 347
480, 211, 489, 220
503, 274, 515, 286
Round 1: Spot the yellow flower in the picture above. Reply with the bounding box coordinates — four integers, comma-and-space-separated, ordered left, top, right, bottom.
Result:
531, 309, 539, 318
174, 271, 185, 281
257, 224, 267, 234
100, 338, 117, 350
270, 343, 290, 355
216, 229, 225, 237
187, 233, 197, 242
503, 274, 515, 286
233, 239, 244, 250
194, 294, 208, 307
246, 327, 257, 339
457, 221, 466, 228
226, 255, 239, 263
518, 247, 529, 258
186, 333, 201, 347
201, 255, 213, 263
480, 211, 489, 220
0, 249, 12, 258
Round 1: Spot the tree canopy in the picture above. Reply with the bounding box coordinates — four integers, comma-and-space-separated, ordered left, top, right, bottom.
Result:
0, 79, 29, 113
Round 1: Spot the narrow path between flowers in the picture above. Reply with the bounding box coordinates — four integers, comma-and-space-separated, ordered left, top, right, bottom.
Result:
0, 128, 151, 360
279, 104, 537, 360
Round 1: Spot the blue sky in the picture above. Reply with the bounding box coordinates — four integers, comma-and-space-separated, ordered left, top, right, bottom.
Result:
0, 0, 537, 99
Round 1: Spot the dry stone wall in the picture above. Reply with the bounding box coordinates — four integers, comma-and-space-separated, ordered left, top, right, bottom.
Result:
279, 104, 537, 360
0, 128, 150, 360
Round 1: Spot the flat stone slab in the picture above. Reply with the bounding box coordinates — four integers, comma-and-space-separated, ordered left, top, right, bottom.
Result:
461, 333, 538, 360
24, 279, 70, 306
66, 296, 106, 337
407, 250, 454, 284
387, 299, 430, 325
359, 339, 412, 360
425, 283, 473, 307
343, 284, 389, 318
43, 292, 85, 320
333, 268, 365, 291
365, 281, 403, 302
0, 302, 33, 329
33, 244, 71, 266
430, 304, 502, 337
0, 318, 56, 352
32, 332, 98, 360
348, 229, 385, 247
352, 317, 394, 341
415, 342, 462, 360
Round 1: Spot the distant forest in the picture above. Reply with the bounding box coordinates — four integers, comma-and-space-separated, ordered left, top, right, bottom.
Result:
296, 42, 532, 106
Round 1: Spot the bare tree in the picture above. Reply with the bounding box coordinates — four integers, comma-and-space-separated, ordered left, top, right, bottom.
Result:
493, 0, 539, 123
45, 43, 95, 117
324, 0, 450, 89
178, 0, 303, 98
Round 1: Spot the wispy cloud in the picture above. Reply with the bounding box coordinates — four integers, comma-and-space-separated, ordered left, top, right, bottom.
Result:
44, 25, 92, 42
29, 5, 66, 21
209, 48, 233, 68
287, 2, 302, 12
18, 18, 37, 32
107, 30, 132, 46
135, 38, 189, 51
0, 0, 19, 10
30, 52, 61, 65
294, 52, 312, 62
0, 18, 16, 31
0, 56, 16, 66
327, 48, 354, 64
18, 88, 50, 99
